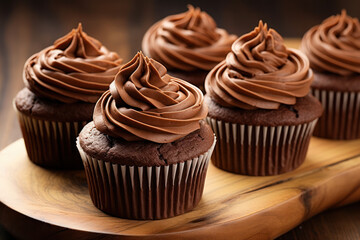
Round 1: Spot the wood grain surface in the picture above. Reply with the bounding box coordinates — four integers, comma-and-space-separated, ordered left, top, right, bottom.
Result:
1, 1, 360, 239
0, 138, 360, 239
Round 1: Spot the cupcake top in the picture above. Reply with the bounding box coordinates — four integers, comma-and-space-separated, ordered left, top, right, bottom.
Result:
93, 52, 207, 143
24, 23, 122, 103
301, 10, 360, 76
205, 21, 313, 110
142, 5, 237, 72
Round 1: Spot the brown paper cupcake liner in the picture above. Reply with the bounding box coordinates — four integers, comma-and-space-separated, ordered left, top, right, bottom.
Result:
16, 109, 87, 169
77, 138, 216, 220
206, 117, 317, 176
312, 88, 360, 140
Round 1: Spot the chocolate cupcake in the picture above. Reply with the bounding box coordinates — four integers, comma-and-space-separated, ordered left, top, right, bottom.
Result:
14, 24, 122, 169
142, 5, 236, 91
205, 21, 323, 176
77, 52, 215, 219
301, 10, 360, 140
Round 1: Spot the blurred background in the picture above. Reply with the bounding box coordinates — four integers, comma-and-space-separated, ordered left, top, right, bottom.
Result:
0, 0, 359, 239
1, 0, 359, 64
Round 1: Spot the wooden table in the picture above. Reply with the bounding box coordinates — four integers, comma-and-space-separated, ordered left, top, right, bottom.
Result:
0, 1, 359, 239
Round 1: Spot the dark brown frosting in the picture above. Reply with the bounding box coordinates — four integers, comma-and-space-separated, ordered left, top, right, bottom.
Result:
301, 10, 360, 76
142, 5, 237, 71
205, 21, 313, 110
24, 23, 122, 103
93, 52, 208, 143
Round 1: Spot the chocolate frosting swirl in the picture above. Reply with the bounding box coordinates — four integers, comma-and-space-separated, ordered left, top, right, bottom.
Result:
301, 10, 360, 76
94, 52, 207, 143
205, 21, 313, 110
142, 5, 237, 71
24, 23, 122, 103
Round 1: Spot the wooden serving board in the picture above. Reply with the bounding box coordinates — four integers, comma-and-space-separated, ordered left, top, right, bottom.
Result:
0, 138, 360, 240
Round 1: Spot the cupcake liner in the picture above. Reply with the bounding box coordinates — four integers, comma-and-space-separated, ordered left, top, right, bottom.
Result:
77, 138, 216, 220
16, 109, 87, 169
206, 117, 317, 176
311, 88, 360, 140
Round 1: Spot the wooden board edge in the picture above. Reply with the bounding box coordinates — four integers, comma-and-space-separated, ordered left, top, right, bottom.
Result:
0, 139, 360, 240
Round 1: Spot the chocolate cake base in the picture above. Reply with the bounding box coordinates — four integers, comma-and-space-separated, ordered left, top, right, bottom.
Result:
79, 121, 214, 166
311, 71, 360, 140
77, 121, 215, 219
205, 95, 322, 176
14, 88, 94, 169
15, 88, 94, 122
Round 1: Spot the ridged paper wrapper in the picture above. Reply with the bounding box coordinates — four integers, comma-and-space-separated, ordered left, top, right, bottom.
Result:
207, 117, 317, 176
77, 138, 216, 220
16, 107, 87, 169
312, 88, 360, 140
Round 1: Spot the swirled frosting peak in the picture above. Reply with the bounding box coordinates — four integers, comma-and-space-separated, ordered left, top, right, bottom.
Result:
142, 5, 237, 71
205, 21, 313, 110
24, 23, 122, 103
301, 10, 360, 75
93, 52, 208, 143
54, 23, 104, 58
